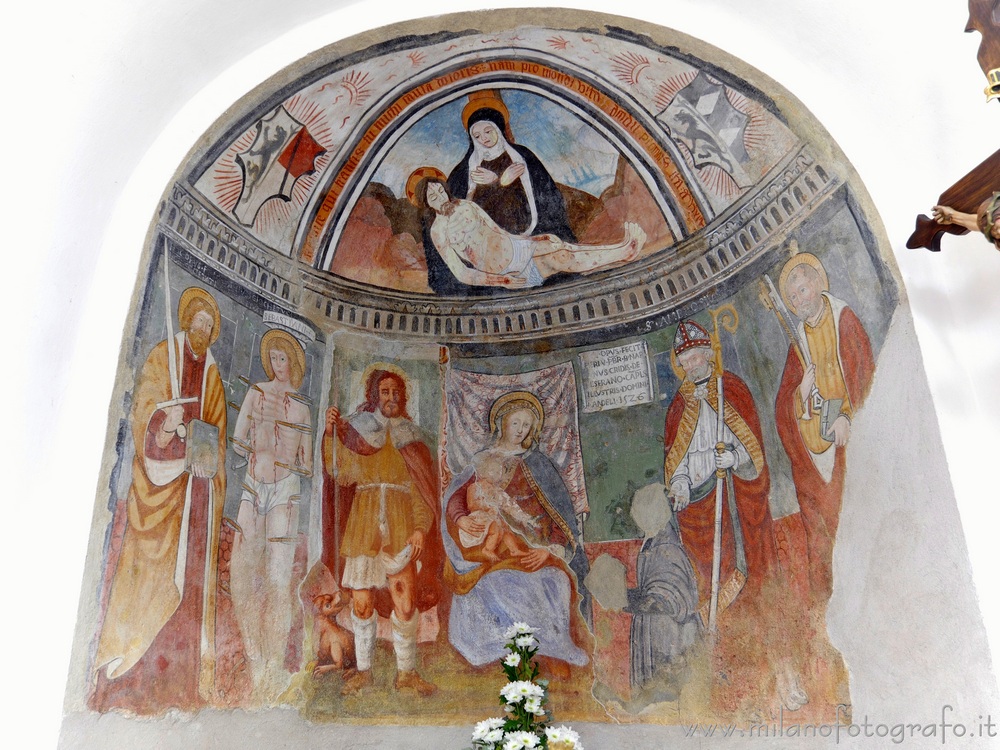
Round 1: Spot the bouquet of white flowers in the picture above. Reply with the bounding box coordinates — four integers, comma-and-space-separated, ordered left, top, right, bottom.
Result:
465, 623, 584, 750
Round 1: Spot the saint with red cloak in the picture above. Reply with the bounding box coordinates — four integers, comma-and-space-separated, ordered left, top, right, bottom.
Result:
319, 364, 443, 694
91, 287, 227, 714
663, 320, 786, 715
775, 253, 875, 605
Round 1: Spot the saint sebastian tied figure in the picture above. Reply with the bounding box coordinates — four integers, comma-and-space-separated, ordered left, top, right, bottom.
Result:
229, 329, 311, 704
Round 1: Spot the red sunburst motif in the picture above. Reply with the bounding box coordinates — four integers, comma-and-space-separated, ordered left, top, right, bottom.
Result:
724, 89, 768, 153
700, 165, 744, 200
341, 70, 373, 106
212, 128, 259, 211
286, 94, 334, 145
611, 51, 650, 86
209, 94, 333, 223
407, 51, 426, 67
255, 197, 293, 234
547, 35, 570, 50
653, 71, 699, 112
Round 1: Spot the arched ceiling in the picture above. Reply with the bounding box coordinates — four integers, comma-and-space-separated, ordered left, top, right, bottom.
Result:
166, 16, 843, 348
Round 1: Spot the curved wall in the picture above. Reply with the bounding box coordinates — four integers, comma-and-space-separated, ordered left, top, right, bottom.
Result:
59, 7, 996, 749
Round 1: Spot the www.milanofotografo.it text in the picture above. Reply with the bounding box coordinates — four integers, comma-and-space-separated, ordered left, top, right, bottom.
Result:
683, 705, 997, 744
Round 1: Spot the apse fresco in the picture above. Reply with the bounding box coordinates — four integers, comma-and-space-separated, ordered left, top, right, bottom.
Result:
79, 10, 908, 732
193, 24, 799, 295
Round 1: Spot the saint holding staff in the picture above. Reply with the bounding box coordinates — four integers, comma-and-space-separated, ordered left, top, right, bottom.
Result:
662, 313, 801, 715
763, 248, 874, 604
322, 364, 443, 697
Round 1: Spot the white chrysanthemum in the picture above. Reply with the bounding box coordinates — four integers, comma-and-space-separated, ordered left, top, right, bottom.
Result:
500, 680, 531, 704
524, 696, 545, 716
503, 622, 535, 639
499, 682, 522, 704
545, 726, 582, 749
514, 634, 538, 649
502, 730, 540, 750
503, 652, 521, 667
484, 728, 504, 744
472, 717, 506, 741
500, 680, 541, 704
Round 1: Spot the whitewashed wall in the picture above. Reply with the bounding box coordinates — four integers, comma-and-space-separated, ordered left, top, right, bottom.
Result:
7, 0, 1000, 746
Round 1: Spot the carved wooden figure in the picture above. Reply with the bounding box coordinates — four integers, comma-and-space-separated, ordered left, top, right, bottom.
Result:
908, 2, 998, 252
907, 149, 1000, 251
967, 0, 1000, 100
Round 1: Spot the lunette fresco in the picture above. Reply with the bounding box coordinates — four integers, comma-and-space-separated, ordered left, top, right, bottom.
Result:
83, 13, 897, 727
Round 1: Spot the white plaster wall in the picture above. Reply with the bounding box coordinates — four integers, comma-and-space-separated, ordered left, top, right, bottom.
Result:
6, 0, 999, 746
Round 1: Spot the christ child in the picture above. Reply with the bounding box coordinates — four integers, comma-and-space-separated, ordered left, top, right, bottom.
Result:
460, 450, 539, 562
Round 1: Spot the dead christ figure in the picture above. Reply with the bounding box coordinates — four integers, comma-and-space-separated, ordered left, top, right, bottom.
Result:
410, 168, 646, 289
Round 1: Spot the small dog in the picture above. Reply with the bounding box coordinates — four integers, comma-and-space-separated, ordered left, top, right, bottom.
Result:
311, 590, 355, 675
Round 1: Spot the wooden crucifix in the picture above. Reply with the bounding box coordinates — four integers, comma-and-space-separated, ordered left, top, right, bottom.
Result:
907, 1, 999, 253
